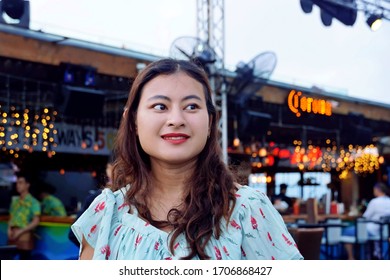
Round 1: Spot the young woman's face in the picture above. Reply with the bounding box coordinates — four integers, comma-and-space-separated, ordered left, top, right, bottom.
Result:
136, 72, 211, 165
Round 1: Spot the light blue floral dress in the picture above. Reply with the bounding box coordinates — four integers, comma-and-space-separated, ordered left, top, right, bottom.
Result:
71, 186, 303, 260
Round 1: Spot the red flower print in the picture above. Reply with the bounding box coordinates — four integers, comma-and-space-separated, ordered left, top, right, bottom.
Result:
267, 232, 275, 246
259, 208, 265, 219
282, 233, 293, 246
223, 246, 229, 256
94, 201, 105, 213
154, 241, 160, 251
241, 246, 246, 257
118, 202, 127, 211
174, 242, 180, 250
164, 257, 173, 260
241, 203, 247, 209
234, 193, 241, 198
100, 245, 111, 260
230, 219, 241, 230
144, 221, 150, 227
88, 224, 97, 237
114, 225, 122, 236
135, 234, 142, 248
214, 246, 222, 260
271, 256, 275, 260
250, 216, 258, 230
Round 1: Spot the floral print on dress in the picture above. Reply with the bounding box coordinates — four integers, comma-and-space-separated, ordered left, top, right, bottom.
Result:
88, 224, 98, 237
230, 219, 241, 230
94, 201, 105, 213
71, 186, 303, 260
100, 245, 111, 260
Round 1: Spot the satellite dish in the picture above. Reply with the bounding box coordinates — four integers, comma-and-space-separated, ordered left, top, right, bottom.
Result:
169, 36, 217, 72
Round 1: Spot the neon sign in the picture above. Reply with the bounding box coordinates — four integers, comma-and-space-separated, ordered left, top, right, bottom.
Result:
288, 90, 332, 117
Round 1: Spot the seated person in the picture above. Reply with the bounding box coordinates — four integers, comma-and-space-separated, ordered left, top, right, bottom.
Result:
342, 182, 390, 259
272, 183, 293, 213
38, 183, 67, 217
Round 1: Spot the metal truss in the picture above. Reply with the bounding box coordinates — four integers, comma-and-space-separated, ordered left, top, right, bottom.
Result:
196, 0, 228, 163
321, 0, 390, 20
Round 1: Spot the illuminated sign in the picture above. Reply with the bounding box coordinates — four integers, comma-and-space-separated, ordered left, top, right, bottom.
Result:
288, 90, 332, 117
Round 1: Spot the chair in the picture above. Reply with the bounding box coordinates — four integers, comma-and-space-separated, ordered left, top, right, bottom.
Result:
340, 218, 369, 259
380, 215, 390, 259
290, 227, 324, 260
367, 215, 390, 259
306, 198, 319, 224
321, 218, 342, 259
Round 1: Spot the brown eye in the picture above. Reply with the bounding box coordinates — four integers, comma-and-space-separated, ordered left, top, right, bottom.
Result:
153, 104, 166, 110
185, 104, 199, 110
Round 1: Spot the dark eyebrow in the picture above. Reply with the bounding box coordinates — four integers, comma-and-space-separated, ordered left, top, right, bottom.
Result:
147, 95, 171, 101
147, 95, 202, 102
182, 95, 202, 102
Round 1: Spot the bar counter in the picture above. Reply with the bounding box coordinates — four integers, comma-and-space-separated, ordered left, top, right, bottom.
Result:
0, 215, 79, 260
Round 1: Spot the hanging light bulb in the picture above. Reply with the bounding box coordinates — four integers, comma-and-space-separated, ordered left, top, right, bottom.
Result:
233, 137, 240, 148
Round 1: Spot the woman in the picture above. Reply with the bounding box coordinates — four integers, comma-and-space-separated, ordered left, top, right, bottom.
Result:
71, 58, 302, 260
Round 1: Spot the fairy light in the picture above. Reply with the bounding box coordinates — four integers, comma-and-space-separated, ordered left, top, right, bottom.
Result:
0, 102, 58, 158
291, 140, 383, 176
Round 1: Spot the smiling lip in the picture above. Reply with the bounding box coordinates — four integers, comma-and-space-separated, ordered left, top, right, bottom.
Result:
161, 133, 190, 144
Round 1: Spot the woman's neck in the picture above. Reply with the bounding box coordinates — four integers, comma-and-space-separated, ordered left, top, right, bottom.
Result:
149, 159, 196, 196
147, 159, 196, 222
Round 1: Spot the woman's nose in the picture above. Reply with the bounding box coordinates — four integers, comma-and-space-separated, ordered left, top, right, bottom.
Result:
167, 107, 185, 127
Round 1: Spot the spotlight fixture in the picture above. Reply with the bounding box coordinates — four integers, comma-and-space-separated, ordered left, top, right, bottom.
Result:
0, 0, 30, 28
366, 14, 383, 31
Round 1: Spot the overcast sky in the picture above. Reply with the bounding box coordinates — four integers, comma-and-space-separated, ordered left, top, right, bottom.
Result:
28, 0, 390, 105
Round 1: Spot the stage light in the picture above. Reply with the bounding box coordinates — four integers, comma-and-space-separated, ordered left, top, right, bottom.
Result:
366, 14, 382, 31
0, 0, 30, 28
300, 0, 357, 27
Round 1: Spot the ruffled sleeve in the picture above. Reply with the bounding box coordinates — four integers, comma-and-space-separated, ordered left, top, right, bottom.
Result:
237, 187, 303, 260
71, 188, 117, 259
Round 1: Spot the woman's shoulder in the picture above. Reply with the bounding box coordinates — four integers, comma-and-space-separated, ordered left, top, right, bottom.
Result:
234, 185, 267, 202
100, 185, 129, 202
232, 185, 272, 215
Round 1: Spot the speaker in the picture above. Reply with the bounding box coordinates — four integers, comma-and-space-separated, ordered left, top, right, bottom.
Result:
56, 86, 105, 119
0, 0, 30, 28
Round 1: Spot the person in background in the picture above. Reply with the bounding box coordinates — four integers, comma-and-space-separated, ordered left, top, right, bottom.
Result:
343, 182, 390, 260
38, 183, 67, 217
272, 183, 293, 213
71, 58, 302, 260
7, 171, 41, 259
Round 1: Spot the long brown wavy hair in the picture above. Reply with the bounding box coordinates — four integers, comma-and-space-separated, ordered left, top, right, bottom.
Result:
112, 58, 237, 259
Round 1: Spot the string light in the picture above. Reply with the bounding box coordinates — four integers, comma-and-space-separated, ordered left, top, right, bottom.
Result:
291, 141, 382, 176
0, 103, 58, 158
